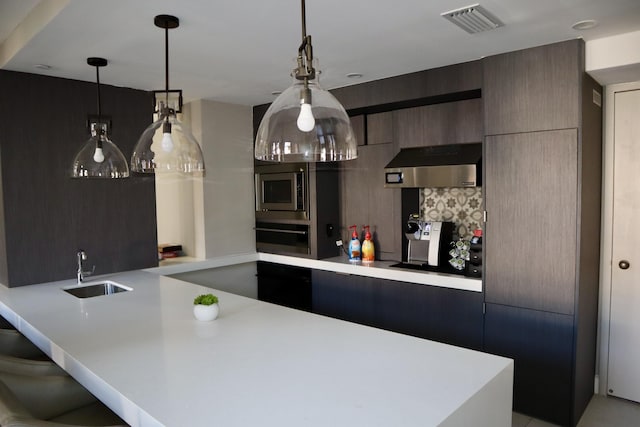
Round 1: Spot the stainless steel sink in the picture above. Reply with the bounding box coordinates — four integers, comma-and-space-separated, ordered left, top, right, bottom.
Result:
63, 281, 132, 299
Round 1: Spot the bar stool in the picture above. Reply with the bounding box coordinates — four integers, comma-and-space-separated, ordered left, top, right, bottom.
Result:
0, 326, 48, 360
0, 355, 128, 426
0, 377, 127, 426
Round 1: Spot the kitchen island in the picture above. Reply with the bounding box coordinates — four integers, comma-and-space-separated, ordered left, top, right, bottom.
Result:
0, 268, 510, 426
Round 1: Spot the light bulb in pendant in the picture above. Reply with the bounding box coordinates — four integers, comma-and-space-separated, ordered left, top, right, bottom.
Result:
297, 102, 315, 132
161, 119, 174, 152
93, 146, 105, 163
161, 132, 174, 152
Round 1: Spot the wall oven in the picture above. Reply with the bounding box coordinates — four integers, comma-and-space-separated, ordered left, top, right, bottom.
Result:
255, 163, 308, 220
255, 222, 310, 255
255, 163, 311, 255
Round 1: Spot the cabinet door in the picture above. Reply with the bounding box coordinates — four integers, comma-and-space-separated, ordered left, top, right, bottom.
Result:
366, 111, 393, 145
350, 115, 366, 146
484, 303, 574, 426
257, 262, 312, 311
339, 143, 401, 260
376, 279, 484, 350
484, 129, 577, 314
393, 98, 482, 149
483, 39, 581, 135
340, 155, 369, 244
312, 270, 483, 350
312, 270, 376, 326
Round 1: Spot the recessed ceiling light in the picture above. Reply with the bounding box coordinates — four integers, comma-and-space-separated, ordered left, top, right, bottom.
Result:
572, 20, 598, 31
34, 64, 52, 70
346, 73, 363, 79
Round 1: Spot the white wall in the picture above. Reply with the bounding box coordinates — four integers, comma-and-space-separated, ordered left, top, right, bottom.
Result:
155, 170, 197, 256
586, 30, 640, 85
186, 99, 256, 259
156, 100, 255, 259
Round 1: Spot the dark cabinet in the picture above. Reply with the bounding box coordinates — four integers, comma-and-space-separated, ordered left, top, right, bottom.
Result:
366, 111, 393, 145
484, 129, 578, 314
312, 271, 377, 326
484, 303, 574, 426
393, 98, 483, 149
312, 269, 484, 350
482, 39, 602, 427
339, 143, 401, 261
257, 262, 312, 311
350, 115, 366, 146
483, 40, 581, 135
308, 163, 341, 259
331, 60, 482, 111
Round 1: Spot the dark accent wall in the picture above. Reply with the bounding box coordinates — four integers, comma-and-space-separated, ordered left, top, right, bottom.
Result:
0, 70, 158, 287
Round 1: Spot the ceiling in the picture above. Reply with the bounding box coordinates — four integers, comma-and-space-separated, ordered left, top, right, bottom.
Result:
1, 0, 640, 106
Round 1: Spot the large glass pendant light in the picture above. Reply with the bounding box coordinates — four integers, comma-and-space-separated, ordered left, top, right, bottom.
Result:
71, 57, 130, 178
131, 15, 205, 176
254, 0, 358, 162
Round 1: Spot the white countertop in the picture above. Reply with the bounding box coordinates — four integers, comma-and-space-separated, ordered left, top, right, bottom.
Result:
149, 252, 483, 292
0, 269, 510, 427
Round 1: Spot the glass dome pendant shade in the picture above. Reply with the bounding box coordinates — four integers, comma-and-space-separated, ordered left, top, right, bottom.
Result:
255, 72, 357, 162
71, 57, 130, 178
131, 103, 205, 175
254, 0, 357, 162
130, 14, 205, 176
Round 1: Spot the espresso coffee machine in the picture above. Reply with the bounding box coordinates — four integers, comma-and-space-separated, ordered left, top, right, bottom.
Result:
405, 214, 454, 269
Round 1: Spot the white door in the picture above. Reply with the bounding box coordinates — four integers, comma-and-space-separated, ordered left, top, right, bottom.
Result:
608, 88, 640, 402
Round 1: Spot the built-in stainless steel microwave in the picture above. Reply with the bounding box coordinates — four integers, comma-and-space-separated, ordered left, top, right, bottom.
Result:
255, 163, 308, 220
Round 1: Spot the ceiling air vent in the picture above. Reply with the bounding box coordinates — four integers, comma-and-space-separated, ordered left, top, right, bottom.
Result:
441, 4, 504, 34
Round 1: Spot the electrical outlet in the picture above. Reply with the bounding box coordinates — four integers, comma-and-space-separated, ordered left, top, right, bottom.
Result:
335, 239, 343, 247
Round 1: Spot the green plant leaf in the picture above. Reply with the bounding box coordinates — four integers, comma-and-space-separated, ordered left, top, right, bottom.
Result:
193, 293, 218, 305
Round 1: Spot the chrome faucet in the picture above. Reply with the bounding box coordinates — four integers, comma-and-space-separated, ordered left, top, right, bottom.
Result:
76, 250, 94, 284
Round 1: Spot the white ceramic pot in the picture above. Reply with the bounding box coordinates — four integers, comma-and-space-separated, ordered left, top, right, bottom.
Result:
193, 303, 219, 321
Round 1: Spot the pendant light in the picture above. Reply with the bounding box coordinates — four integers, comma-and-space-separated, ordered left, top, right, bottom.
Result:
131, 15, 205, 175
254, 0, 358, 162
71, 57, 130, 178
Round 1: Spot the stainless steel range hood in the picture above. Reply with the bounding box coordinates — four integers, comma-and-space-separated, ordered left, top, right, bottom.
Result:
384, 143, 482, 188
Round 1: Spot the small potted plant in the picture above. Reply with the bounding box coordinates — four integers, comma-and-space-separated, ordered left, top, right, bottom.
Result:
193, 293, 219, 321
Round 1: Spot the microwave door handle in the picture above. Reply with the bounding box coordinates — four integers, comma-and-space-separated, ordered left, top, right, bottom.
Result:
255, 227, 308, 235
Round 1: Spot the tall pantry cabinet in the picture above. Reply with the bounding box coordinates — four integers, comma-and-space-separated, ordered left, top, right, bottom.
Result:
482, 39, 602, 426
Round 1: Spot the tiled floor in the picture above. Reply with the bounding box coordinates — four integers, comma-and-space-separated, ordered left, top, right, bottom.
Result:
512, 395, 640, 427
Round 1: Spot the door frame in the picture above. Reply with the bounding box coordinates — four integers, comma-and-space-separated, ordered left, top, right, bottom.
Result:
598, 80, 640, 395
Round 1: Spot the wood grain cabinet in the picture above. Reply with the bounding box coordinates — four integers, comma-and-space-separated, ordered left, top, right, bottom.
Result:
484, 129, 578, 314
0, 70, 157, 287
483, 40, 581, 135
393, 98, 483, 149
350, 114, 366, 146
484, 303, 574, 422
312, 270, 484, 350
482, 39, 603, 427
366, 111, 393, 145
331, 60, 482, 111
339, 143, 401, 261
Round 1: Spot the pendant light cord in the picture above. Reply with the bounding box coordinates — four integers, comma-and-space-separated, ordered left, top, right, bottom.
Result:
300, 0, 306, 41
164, 24, 169, 108
95, 65, 102, 122
94, 63, 104, 149
296, 0, 315, 85
162, 21, 172, 133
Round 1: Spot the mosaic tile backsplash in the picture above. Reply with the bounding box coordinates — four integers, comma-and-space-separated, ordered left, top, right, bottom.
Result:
419, 187, 483, 239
